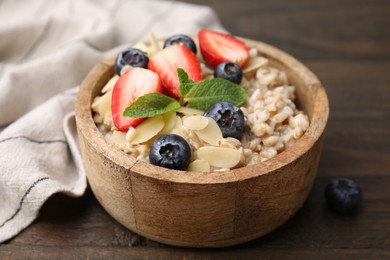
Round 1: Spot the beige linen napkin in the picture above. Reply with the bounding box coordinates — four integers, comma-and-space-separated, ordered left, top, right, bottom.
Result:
0, 0, 223, 243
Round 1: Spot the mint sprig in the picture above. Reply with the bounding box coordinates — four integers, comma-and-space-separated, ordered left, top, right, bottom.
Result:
123, 68, 247, 118
178, 68, 195, 98
183, 77, 247, 110
123, 92, 180, 118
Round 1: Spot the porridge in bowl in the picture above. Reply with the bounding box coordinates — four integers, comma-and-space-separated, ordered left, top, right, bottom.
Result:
76, 29, 328, 247
91, 29, 309, 172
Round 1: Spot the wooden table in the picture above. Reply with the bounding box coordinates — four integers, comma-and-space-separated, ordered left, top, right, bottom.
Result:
1, 0, 389, 258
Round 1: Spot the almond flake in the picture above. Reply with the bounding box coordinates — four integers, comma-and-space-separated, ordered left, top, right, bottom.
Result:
188, 159, 210, 172
183, 115, 209, 130
125, 127, 136, 142
195, 118, 223, 146
174, 116, 183, 128
132, 42, 149, 53
131, 115, 164, 144
159, 111, 177, 134
197, 146, 241, 168
91, 89, 112, 116
243, 56, 269, 74
177, 106, 204, 116
102, 75, 119, 93
170, 128, 188, 139
148, 31, 163, 57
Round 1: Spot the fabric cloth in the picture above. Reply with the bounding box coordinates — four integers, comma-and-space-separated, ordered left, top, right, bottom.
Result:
0, 0, 224, 243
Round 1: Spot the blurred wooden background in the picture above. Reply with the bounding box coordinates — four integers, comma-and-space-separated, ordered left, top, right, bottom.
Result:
1, 0, 389, 259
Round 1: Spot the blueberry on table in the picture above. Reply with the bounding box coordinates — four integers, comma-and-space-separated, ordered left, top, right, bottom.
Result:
214, 62, 243, 84
115, 48, 149, 75
325, 178, 363, 215
149, 134, 191, 170
204, 101, 245, 140
163, 34, 197, 54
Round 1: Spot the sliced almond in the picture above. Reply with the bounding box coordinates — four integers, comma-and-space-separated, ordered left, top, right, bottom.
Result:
102, 75, 119, 93
188, 159, 210, 172
106, 130, 126, 146
183, 115, 209, 130
125, 127, 136, 142
243, 56, 269, 74
159, 111, 177, 134
170, 128, 188, 139
177, 106, 204, 116
147, 32, 164, 57
91, 89, 112, 116
91, 96, 101, 111
133, 42, 158, 59
147, 43, 164, 58
148, 31, 161, 52
174, 116, 183, 128
197, 146, 241, 168
132, 42, 150, 53
120, 65, 132, 75
131, 115, 164, 144
195, 118, 223, 146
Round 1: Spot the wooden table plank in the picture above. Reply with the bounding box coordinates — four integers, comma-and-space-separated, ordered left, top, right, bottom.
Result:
1, 245, 390, 259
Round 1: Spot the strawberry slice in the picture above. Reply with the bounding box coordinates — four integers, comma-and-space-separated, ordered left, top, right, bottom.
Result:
148, 44, 202, 99
111, 67, 162, 131
198, 29, 249, 69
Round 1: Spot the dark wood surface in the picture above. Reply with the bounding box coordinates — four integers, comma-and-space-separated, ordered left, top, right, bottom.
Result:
1, 0, 389, 258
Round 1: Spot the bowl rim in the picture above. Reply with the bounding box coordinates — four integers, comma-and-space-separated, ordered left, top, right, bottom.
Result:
75, 37, 329, 185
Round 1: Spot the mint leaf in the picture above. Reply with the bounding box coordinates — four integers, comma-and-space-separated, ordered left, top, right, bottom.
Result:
123, 92, 180, 118
178, 68, 195, 98
178, 68, 195, 85
183, 78, 247, 110
122, 69, 248, 119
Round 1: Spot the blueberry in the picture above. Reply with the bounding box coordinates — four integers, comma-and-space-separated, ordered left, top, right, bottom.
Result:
214, 62, 243, 84
325, 178, 363, 214
163, 34, 197, 54
204, 101, 245, 140
115, 48, 149, 75
149, 134, 191, 170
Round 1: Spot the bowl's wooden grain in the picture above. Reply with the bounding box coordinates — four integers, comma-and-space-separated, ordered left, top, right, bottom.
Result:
75, 38, 329, 248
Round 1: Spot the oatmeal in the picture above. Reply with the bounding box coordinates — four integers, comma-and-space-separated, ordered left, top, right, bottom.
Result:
91, 30, 309, 172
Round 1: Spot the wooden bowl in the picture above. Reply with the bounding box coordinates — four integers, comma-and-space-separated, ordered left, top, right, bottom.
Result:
75, 37, 329, 248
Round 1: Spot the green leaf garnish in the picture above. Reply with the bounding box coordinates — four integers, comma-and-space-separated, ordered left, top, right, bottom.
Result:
178, 68, 195, 102
123, 68, 247, 119
123, 92, 180, 118
181, 75, 247, 110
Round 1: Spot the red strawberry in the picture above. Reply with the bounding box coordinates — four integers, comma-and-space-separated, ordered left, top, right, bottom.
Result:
111, 67, 162, 131
148, 44, 202, 99
198, 29, 249, 69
